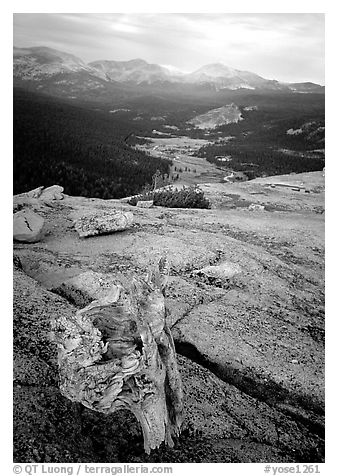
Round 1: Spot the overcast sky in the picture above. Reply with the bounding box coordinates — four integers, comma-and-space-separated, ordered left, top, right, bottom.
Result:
13, 13, 325, 84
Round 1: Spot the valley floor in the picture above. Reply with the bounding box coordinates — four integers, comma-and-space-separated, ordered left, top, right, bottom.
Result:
136, 136, 227, 186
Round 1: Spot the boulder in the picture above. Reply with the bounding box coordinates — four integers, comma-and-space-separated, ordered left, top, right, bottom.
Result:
136, 200, 154, 208
13, 209, 45, 243
74, 210, 133, 238
40, 185, 64, 200
26, 186, 44, 199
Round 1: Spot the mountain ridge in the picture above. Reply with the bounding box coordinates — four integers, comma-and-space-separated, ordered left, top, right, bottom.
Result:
13, 46, 324, 93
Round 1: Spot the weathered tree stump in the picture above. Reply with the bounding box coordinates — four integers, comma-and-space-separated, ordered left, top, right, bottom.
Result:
52, 258, 183, 453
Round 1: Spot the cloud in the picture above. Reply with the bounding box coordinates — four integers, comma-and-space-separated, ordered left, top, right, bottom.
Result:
13, 13, 324, 84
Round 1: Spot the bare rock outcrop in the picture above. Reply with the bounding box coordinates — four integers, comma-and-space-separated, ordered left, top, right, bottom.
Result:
172, 299, 324, 427
25, 184, 64, 200
13, 208, 45, 243
51, 259, 183, 454
74, 210, 133, 238
13, 173, 325, 462
13, 264, 324, 463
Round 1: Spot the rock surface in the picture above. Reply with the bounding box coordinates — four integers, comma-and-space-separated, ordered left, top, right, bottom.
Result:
52, 271, 122, 307
13, 209, 45, 243
14, 266, 323, 463
74, 210, 134, 237
13, 171, 325, 462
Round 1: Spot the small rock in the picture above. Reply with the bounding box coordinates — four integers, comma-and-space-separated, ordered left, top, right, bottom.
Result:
291, 359, 299, 364
248, 204, 265, 211
136, 200, 154, 208
13, 209, 45, 243
40, 185, 64, 200
74, 210, 134, 238
194, 262, 242, 281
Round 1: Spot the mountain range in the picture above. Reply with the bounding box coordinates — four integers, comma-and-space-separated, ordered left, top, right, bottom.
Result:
14, 46, 324, 96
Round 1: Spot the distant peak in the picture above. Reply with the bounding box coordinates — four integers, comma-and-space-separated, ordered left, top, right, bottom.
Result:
126, 58, 148, 66
197, 62, 234, 70
13, 45, 85, 63
191, 63, 238, 76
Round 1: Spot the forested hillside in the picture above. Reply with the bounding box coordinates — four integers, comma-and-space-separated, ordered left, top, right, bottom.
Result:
194, 101, 325, 179
13, 89, 171, 198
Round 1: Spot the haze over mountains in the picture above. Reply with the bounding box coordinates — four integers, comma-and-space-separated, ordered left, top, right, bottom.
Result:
14, 46, 324, 95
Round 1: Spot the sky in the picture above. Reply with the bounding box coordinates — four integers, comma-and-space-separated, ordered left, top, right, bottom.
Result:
13, 13, 325, 84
